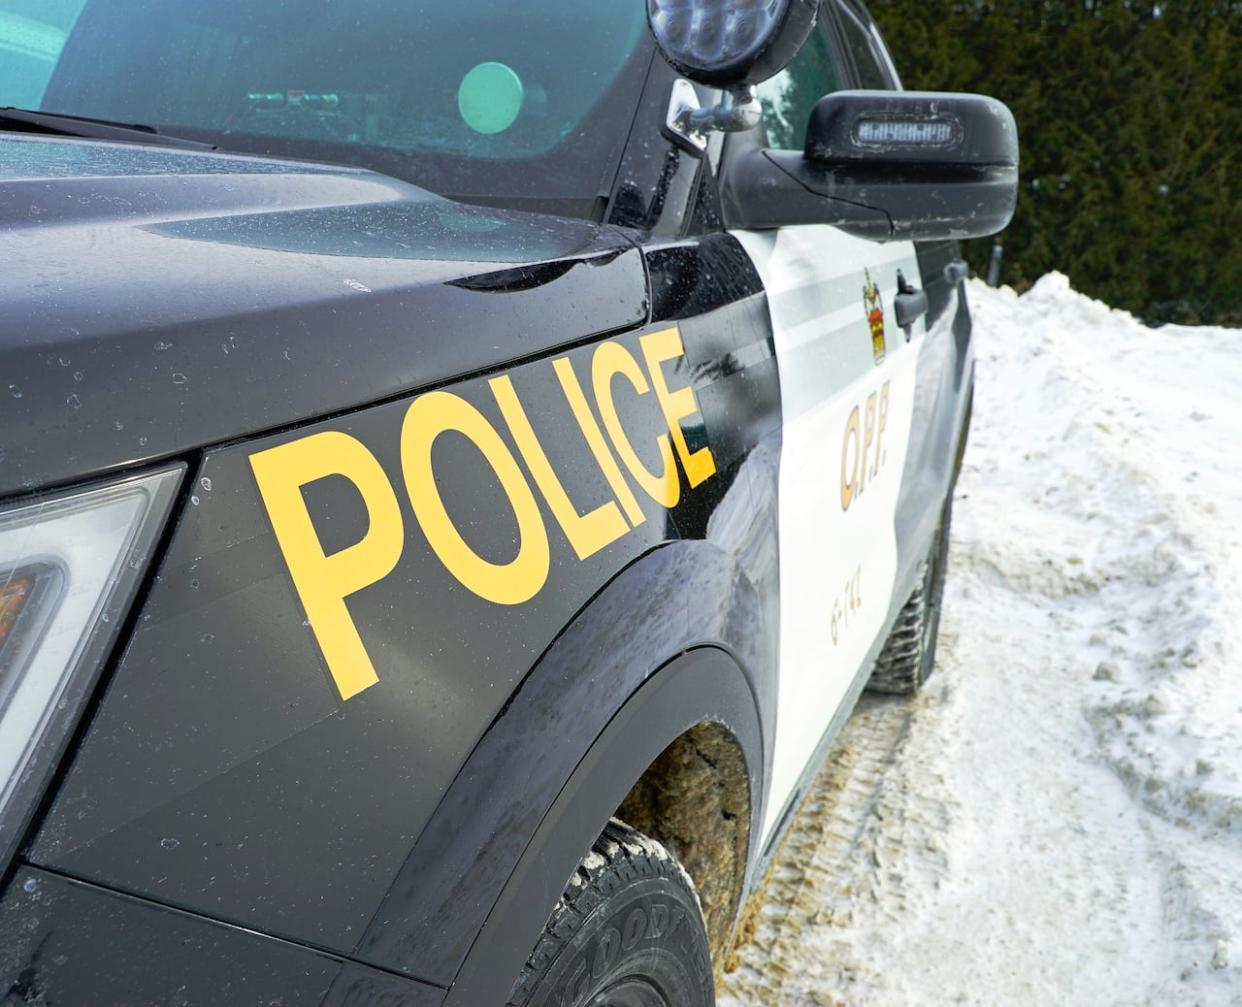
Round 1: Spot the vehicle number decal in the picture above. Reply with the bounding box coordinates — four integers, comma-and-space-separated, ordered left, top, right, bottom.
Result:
829, 564, 863, 647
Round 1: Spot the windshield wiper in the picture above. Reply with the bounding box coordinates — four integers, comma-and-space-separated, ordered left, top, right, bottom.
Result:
0, 107, 216, 150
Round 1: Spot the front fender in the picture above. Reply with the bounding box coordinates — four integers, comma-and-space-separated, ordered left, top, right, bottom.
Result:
354, 541, 770, 987
446, 646, 761, 1007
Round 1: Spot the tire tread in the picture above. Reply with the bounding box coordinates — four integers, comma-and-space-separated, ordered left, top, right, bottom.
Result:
866, 495, 953, 696
507, 819, 702, 1007
867, 558, 932, 694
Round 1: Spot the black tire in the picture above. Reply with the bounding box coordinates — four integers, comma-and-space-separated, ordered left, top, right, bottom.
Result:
508, 819, 715, 1007
866, 495, 953, 695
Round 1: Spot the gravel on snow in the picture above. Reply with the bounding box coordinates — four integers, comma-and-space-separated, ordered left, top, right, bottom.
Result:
719, 274, 1242, 1007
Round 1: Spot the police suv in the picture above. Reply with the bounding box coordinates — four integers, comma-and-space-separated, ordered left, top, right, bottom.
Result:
0, 0, 1017, 1003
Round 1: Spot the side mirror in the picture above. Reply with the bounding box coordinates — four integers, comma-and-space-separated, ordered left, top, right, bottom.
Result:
722, 90, 1020, 241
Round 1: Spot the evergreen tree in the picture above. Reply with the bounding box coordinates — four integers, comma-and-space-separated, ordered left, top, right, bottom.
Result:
868, 0, 1242, 324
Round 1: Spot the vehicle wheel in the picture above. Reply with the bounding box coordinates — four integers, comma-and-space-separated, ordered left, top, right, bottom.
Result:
508, 819, 715, 1007
866, 495, 953, 695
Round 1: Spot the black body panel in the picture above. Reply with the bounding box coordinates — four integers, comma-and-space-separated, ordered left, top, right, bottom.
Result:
0, 135, 644, 498
21, 174, 781, 988
606, 57, 708, 236
0, 866, 445, 1006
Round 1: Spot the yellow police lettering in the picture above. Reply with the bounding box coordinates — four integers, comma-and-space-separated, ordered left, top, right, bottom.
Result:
490, 374, 628, 561
401, 390, 549, 605
249, 431, 404, 701
255, 328, 722, 701
639, 327, 716, 489
552, 356, 646, 528
591, 340, 680, 508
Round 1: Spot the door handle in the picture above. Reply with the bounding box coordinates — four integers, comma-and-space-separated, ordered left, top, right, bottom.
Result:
943, 258, 969, 285
894, 270, 928, 338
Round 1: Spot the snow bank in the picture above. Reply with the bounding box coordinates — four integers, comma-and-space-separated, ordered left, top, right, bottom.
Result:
977, 273, 1242, 835
721, 274, 1242, 1006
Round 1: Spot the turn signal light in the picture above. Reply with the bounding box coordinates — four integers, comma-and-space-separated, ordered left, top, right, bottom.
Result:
0, 466, 182, 868
0, 572, 33, 653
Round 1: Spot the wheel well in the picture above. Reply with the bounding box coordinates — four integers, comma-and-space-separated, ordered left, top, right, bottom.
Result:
614, 720, 751, 970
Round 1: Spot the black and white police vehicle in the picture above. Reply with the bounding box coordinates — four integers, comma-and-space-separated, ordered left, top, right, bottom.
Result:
0, 0, 1016, 1003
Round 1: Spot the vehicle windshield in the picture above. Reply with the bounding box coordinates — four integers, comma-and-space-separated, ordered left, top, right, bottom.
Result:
0, 0, 650, 218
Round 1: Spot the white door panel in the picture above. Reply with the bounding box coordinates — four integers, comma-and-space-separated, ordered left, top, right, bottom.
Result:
733, 226, 922, 841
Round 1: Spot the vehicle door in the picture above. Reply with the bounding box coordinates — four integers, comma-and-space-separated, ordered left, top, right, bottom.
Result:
721, 0, 928, 842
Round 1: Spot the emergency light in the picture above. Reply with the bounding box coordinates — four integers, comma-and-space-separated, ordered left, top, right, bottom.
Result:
647, 0, 818, 87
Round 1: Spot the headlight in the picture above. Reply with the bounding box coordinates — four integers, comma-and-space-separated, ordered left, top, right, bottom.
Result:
0, 465, 182, 868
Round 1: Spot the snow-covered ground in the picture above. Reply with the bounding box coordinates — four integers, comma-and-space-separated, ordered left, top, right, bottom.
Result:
720, 275, 1242, 1006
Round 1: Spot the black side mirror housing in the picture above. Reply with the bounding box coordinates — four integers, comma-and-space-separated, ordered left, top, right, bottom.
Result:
722, 90, 1019, 241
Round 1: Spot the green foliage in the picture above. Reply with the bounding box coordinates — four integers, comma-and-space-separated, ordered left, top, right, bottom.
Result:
868, 0, 1242, 324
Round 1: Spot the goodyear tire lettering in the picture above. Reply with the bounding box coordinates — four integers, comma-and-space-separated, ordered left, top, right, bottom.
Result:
620, 907, 647, 950
560, 901, 676, 1005
592, 926, 622, 978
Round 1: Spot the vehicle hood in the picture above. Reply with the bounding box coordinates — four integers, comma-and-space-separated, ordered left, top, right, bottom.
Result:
0, 135, 645, 498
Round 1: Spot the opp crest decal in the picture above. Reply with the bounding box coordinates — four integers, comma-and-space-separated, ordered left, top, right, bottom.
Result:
863, 268, 886, 364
